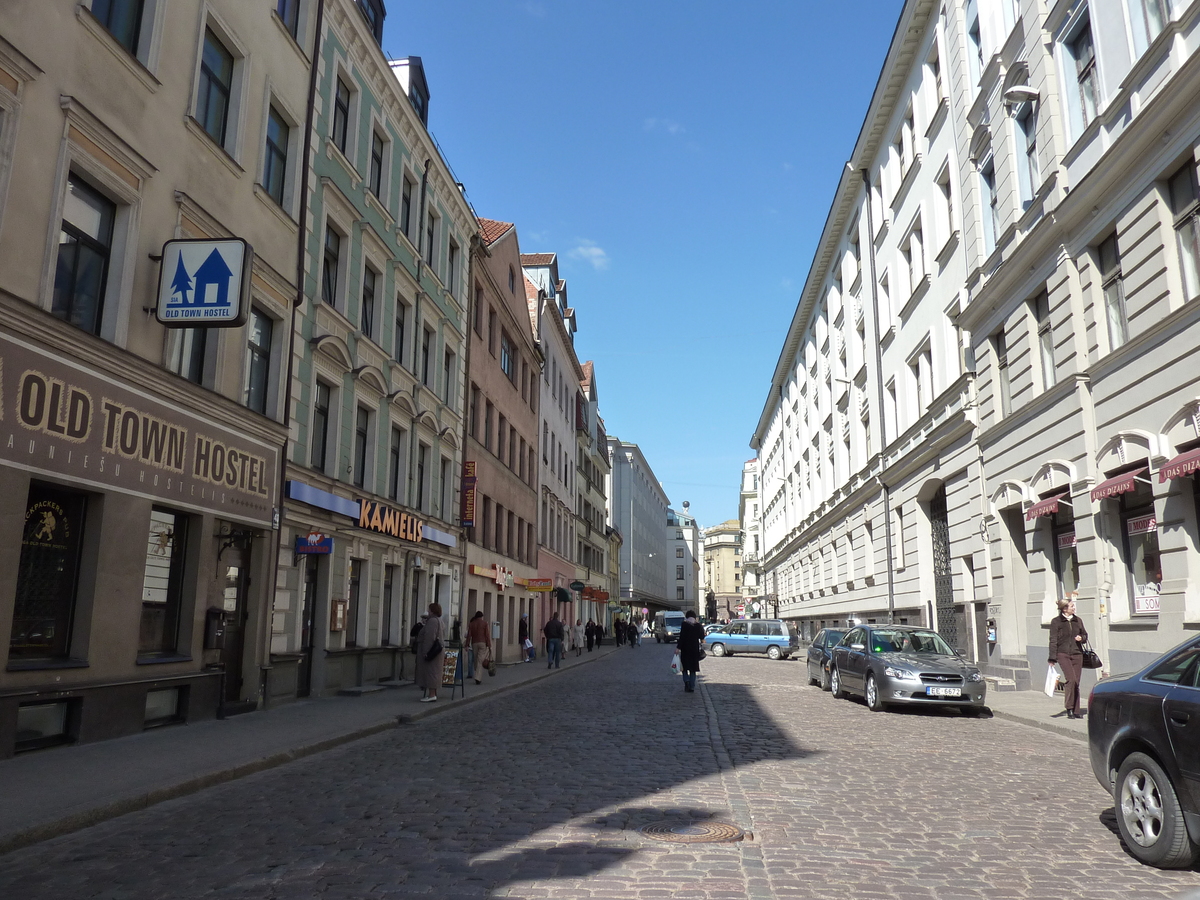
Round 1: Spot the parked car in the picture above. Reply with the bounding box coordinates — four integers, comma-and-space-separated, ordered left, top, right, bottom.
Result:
828, 624, 986, 712
806, 628, 847, 691
704, 623, 727, 636
704, 619, 799, 660
1088, 635, 1200, 868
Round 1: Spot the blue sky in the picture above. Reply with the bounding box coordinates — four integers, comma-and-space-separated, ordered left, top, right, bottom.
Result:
382, 1, 901, 528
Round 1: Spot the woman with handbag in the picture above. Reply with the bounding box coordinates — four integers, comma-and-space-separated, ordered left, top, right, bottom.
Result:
416, 602, 445, 702
1048, 594, 1088, 718
676, 610, 705, 693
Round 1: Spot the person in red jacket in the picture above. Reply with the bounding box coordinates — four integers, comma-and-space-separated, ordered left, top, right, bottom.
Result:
1048, 594, 1088, 718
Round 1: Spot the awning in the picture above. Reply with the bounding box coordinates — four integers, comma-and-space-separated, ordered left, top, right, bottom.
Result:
1090, 467, 1147, 502
1025, 492, 1069, 521
552, 586, 571, 604
1160, 448, 1200, 482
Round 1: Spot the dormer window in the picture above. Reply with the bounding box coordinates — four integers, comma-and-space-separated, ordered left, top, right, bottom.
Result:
355, 0, 385, 44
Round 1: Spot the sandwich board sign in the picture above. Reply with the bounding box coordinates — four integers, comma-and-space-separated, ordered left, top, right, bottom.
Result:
156, 238, 253, 327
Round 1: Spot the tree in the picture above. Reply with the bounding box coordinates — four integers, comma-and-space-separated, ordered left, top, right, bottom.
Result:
170, 255, 192, 305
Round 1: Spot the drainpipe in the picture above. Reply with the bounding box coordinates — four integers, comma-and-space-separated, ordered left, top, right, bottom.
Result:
259, 0, 327, 710
861, 167, 897, 625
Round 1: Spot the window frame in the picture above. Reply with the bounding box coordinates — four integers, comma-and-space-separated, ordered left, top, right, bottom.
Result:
332, 75, 352, 156
244, 306, 275, 415
311, 380, 331, 471
137, 506, 192, 659
1168, 161, 1200, 300
1098, 232, 1129, 350
360, 262, 378, 340
353, 405, 371, 489
194, 25, 241, 152
262, 103, 291, 208
52, 174, 117, 337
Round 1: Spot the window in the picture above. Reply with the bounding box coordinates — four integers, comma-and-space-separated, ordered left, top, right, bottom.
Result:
368, 130, 384, 198
388, 426, 406, 501
263, 105, 290, 207
500, 332, 516, 382
421, 327, 432, 386
276, 0, 300, 38
332, 77, 351, 155
676, 547, 684, 558
447, 239, 459, 295
311, 381, 331, 471
1067, 17, 1100, 132
1130, 0, 1169, 55
170, 328, 207, 384
416, 443, 428, 510
93, 0, 144, 55
53, 175, 115, 336
139, 508, 189, 657
979, 158, 998, 255
440, 456, 450, 519
966, 0, 983, 86
935, 166, 954, 247
1168, 161, 1200, 299
400, 176, 414, 240
1098, 233, 1128, 349
485, 402, 494, 451
10, 483, 88, 660
508, 265, 515, 293
322, 224, 341, 306
1016, 106, 1038, 207
346, 559, 362, 647
425, 212, 437, 266
487, 308, 497, 356
197, 29, 234, 145
353, 406, 370, 488
469, 384, 480, 439
394, 297, 408, 364
992, 330, 1012, 416
243, 308, 273, 414
442, 349, 454, 404
1051, 505, 1079, 597
1120, 480, 1161, 615
360, 266, 377, 339
1032, 292, 1055, 388
928, 43, 944, 103
355, 0, 385, 43
904, 226, 924, 293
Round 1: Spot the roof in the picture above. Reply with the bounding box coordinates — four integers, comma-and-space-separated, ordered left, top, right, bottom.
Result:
477, 217, 513, 246
520, 253, 555, 266
580, 360, 594, 392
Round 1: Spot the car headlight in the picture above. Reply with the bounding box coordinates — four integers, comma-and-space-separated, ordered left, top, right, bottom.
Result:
967, 671, 983, 683
884, 666, 919, 682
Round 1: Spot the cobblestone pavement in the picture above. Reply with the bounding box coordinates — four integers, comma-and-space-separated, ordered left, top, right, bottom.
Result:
2, 645, 1198, 899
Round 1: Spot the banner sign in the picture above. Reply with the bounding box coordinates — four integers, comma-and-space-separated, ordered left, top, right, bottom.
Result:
0, 332, 278, 525
461, 460, 476, 527
523, 578, 553, 591
156, 238, 252, 327
1056, 532, 1077, 550
357, 499, 423, 542
1127, 514, 1157, 536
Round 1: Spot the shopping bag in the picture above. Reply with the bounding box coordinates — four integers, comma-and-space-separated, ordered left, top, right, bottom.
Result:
523, 638, 533, 650
670, 655, 682, 675
1043, 664, 1057, 698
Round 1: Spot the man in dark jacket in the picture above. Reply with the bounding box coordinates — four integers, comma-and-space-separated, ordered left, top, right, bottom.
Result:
543, 612, 565, 669
518, 613, 533, 662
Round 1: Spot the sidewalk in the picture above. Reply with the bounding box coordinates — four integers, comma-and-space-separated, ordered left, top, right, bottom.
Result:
0, 641, 620, 855
985, 688, 1089, 741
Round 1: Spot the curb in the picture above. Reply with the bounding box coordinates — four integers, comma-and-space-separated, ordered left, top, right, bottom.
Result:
0, 647, 617, 856
990, 708, 1087, 742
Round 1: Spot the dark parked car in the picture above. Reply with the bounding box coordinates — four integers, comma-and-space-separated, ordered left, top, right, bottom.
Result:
1088, 635, 1200, 868
806, 628, 846, 691
828, 624, 986, 712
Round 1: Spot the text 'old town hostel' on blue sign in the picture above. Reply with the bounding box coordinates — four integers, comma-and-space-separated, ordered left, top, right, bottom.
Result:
156, 238, 253, 328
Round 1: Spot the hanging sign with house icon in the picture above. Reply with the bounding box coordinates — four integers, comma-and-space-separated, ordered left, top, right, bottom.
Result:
155, 238, 253, 328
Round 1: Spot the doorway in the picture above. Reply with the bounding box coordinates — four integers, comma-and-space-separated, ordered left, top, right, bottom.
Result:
929, 487, 964, 652
220, 543, 251, 705
297, 554, 318, 698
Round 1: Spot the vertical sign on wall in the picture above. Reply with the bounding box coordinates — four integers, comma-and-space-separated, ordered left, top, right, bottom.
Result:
461, 460, 476, 527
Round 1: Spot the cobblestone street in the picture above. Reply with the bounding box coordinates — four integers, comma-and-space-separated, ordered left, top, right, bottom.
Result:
1, 645, 1198, 899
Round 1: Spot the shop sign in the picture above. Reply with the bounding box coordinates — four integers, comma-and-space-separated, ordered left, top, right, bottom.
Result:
295, 530, 333, 554
461, 461, 476, 527
0, 332, 277, 525
1127, 514, 1157, 536
1133, 593, 1161, 614
470, 564, 512, 588
357, 499, 423, 542
156, 239, 252, 327
1056, 532, 1077, 550
523, 578, 553, 592
1091, 468, 1146, 502
570, 580, 585, 591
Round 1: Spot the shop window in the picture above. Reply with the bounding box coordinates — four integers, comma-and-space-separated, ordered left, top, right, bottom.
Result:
144, 687, 185, 727
1051, 505, 1079, 597
15, 700, 78, 752
1121, 480, 1162, 614
138, 508, 190, 658
53, 174, 116, 336
383, 565, 396, 645
346, 558, 362, 647
9, 484, 89, 661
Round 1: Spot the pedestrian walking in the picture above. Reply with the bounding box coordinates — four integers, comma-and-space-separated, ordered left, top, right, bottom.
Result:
612, 616, 623, 646
467, 610, 492, 684
543, 611, 565, 669
628, 619, 639, 647
585, 619, 596, 652
572, 619, 586, 657
1049, 593, 1088, 718
676, 609, 704, 693
519, 613, 534, 662
415, 602, 445, 702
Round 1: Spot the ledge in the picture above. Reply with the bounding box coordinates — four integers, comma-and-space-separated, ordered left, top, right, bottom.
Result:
924, 97, 948, 141
890, 154, 923, 213
899, 273, 932, 322
6, 658, 90, 672
935, 230, 960, 269
135, 654, 195, 666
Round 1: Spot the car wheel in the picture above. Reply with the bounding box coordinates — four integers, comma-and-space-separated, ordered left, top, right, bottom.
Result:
1115, 751, 1199, 868
710, 643, 726, 658
767, 645, 782, 661
865, 675, 886, 712
830, 666, 844, 699
820, 666, 831, 692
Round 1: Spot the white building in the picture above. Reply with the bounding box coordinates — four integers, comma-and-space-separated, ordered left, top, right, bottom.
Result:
739, 459, 764, 614
606, 438, 669, 610
667, 503, 702, 612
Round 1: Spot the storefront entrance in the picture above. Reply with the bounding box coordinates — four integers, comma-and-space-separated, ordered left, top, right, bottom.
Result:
220, 544, 251, 706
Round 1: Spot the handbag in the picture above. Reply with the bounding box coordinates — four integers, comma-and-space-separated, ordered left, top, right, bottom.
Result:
699, 648, 707, 661
1080, 642, 1103, 669
424, 638, 443, 662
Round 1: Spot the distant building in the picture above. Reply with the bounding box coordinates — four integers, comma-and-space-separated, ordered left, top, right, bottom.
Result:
739, 459, 764, 614
575, 362, 614, 625
703, 520, 743, 620
667, 504, 702, 613
606, 438, 670, 614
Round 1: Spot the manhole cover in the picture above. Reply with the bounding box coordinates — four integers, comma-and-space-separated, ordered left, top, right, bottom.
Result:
639, 821, 745, 843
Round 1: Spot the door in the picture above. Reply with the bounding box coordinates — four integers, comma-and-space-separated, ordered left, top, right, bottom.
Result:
220, 545, 250, 702
748, 620, 768, 653
1165, 656, 1200, 810
930, 488, 964, 653
721, 620, 747, 652
297, 554, 318, 698
841, 627, 869, 690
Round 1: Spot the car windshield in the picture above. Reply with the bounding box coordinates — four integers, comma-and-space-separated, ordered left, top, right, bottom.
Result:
870, 630, 954, 655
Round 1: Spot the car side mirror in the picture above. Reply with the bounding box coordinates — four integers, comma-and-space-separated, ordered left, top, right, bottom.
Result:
851, 643, 865, 651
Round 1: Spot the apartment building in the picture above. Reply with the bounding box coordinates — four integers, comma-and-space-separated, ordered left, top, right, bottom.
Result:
739, 459, 764, 616
667, 503, 702, 613
575, 361, 614, 624
606, 438, 669, 615
703, 520, 743, 620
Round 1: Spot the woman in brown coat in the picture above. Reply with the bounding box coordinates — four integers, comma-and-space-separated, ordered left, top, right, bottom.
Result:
415, 602, 445, 702
1048, 594, 1088, 718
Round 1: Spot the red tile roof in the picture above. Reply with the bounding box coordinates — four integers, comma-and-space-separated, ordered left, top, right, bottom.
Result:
581, 360, 594, 391
477, 217, 513, 246
520, 253, 555, 266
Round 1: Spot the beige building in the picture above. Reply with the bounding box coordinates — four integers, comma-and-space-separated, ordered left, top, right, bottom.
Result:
703, 520, 743, 620
575, 362, 613, 624
0, 0, 308, 754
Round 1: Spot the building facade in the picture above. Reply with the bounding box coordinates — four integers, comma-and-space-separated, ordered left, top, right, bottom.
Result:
0, 0, 309, 755
667, 504, 702, 612
575, 361, 614, 624
607, 438, 670, 616
703, 521, 744, 620
462, 219, 541, 665
272, 0, 471, 700
739, 459, 764, 616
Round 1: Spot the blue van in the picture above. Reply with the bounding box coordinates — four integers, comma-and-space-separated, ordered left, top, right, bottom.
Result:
704, 619, 798, 660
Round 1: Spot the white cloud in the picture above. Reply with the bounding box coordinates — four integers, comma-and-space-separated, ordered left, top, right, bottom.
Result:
569, 239, 610, 271
643, 117, 686, 136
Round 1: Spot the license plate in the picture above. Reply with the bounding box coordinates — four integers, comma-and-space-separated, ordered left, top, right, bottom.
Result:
926, 686, 961, 697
